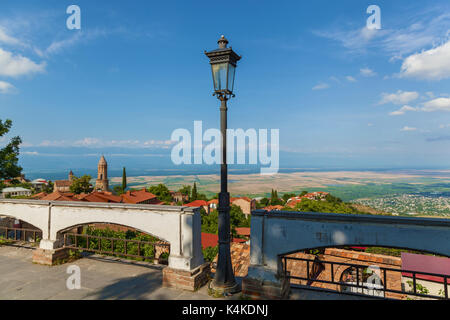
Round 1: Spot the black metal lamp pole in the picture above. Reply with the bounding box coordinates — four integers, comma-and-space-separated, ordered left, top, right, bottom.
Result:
205, 36, 241, 293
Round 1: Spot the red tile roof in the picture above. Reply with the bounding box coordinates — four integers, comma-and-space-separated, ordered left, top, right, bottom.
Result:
235, 227, 250, 237
40, 191, 80, 201
31, 192, 47, 199
401, 252, 450, 284
211, 242, 250, 277
185, 200, 208, 207
73, 192, 122, 203
201, 232, 246, 249
54, 180, 72, 187
121, 188, 161, 204
263, 205, 284, 211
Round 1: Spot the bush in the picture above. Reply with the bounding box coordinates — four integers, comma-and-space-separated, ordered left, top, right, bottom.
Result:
203, 246, 218, 262
69, 227, 161, 262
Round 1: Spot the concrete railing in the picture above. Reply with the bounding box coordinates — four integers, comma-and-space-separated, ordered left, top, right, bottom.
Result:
0, 199, 204, 271
243, 210, 450, 299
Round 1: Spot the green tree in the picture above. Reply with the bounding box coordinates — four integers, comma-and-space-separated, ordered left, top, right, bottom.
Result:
43, 181, 54, 193
203, 246, 218, 262
270, 189, 282, 205
113, 185, 124, 195
0, 119, 22, 180
282, 193, 296, 203
201, 207, 218, 234
259, 197, 270, 207
70, 175, 93, 194
191, 182, 198, 201
122, 167, 127, 191
148, 183, 172, 203
201, 205, 249, 237
178, 185, 191, 196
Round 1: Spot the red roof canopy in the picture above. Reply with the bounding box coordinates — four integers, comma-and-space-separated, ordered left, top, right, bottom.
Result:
401, 252, 450, 284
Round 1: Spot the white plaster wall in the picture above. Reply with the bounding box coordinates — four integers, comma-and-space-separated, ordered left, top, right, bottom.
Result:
250, 211, 450, 273
0, 200, 204, 271
0, 201, 49, 239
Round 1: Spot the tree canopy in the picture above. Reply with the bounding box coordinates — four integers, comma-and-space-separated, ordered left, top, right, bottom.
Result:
0, 119, 22, 180
70, 175, 93, 194
148, 183, 173, 203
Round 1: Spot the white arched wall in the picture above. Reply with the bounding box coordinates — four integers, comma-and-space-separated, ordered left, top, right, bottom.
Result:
0, 200, 204, 271
0, 201, 48, 238
247, 210, 450, 283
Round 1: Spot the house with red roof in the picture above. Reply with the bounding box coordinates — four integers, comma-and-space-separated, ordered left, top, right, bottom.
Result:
231, 197, 256, 218
263, 205, 284, 211
121, 188, 163, 205
401, 252, 450, 297
201, 232, 246, 249
185, 200, 209, 212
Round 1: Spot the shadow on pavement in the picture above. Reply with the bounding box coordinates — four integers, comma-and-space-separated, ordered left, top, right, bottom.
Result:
87, 272, 168, 299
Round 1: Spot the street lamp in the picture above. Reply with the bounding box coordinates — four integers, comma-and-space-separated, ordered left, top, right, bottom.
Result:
205, 35, 241, 294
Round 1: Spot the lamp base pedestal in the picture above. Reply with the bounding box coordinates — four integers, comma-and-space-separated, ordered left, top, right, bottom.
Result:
209, 279, 241, 295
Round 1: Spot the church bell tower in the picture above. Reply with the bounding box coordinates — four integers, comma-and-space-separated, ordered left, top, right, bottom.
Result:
95, 155, 109, 191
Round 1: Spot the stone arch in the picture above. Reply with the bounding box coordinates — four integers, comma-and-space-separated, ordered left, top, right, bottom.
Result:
0, 201, 48, 239
279, 244, 450, 260
250, 211, 450, 274
0, 200, 204, 272
49, 205, 181, 253
56, 221, 171, 244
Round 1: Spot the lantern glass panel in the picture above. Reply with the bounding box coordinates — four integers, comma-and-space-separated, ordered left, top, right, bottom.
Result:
212, 63, 228, 92
227, 64, 235, 93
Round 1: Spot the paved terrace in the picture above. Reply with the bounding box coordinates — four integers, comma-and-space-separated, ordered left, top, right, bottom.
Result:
0, 245, 371, 300
0, 245, 213, 300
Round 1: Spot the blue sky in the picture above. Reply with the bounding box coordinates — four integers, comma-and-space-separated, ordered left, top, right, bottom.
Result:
0, 0, 450, 175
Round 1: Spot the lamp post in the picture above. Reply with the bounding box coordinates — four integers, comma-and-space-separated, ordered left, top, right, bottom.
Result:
205, 35, 241, 294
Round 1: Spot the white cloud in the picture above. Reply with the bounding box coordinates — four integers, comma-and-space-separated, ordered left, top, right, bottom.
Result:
45, 32, 83, 56
0, 48, 45, 77
329, 76, 340, 83
399, 40, 450, 80
0, 27, 22, 46
313, 27, 384, 54
314, 11, 450, 58
379, 90, 419, 105
0, 81, 16, 94
401, 126, 417, 132
43, 28, 116, 57
34, 138, 176, 148
346, 76, 357, 82
389, 105, 418, 116
421, 97, 450, 112
360, 68, 376, 77
312, 83, 329, 90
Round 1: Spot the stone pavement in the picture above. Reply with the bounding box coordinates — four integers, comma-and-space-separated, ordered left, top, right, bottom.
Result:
0, 245, 372, 300
0, 245, 222, 300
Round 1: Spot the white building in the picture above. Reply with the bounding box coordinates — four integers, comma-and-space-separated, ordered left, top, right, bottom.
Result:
31, 178, 48, 191
1, 187, 32, 198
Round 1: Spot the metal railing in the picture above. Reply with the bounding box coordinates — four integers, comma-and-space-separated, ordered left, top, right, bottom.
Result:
63, 233, 170, 261
0, 226, 42, 243
281, 255, 449, 300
